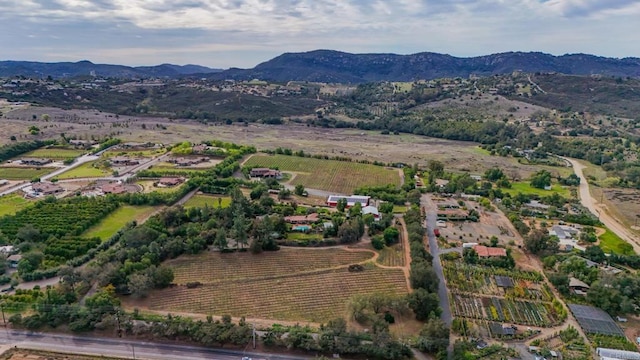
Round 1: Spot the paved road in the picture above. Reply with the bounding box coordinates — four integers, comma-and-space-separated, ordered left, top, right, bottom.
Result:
0, 153, 99, 196
421, 195, 452, 327
0, 329, 311, 360
563, 157, 640, 254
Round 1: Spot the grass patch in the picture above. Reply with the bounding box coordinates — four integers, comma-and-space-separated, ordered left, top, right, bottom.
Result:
392, 205, 408, 214
183, 194, 231, 209
0, 194, 32, 217
244, 154, 400, 194
0, 167, 52, 180
286, 232, 323, 241
21, 148, 85, 160
56, 161, 111, 179
599, 228, 635, 255
502, 181, 571, 198
136, 180, 181, 194
82, 205, 160, 240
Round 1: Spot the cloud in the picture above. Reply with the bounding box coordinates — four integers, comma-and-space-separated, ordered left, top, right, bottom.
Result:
0, 0, 638, 67
543, 0, 640, 17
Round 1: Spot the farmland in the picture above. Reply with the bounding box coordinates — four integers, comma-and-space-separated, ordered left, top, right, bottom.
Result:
0, 194, 32, 217
183, 194, 231, 209
444, 262, 565, 328
450, 294, 563, 327
244, 154, 401, 194
137, 248, 408, 322
21, 147, 85, 160
56, 161, 111, 179
0, 197, 118, 238
0, 167, 52, 180
377, 243, 405, 267
82, 205, 161, 240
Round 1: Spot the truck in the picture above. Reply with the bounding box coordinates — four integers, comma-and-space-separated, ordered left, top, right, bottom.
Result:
433, 228, 440, 237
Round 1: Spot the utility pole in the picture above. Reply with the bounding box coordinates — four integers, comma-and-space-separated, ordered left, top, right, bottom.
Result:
252, 323, 256, 349
131, 344, 135, 359
0, 303, 5, 326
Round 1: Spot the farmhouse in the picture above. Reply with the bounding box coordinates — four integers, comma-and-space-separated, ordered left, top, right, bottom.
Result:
20, 158, 51, 166
169, 157, 208, 167
110, 156, 140, 166
550, 225, 579, 240
158, 177, 184, 187
362, 206, 380, 221
284, 213, 319, 224
326, 195, 370, 208
101, 182, 127, 195
250, 167, 282, 179
32, 182, 63, 195
473, 245, 507, 258
569, 277, 590, 296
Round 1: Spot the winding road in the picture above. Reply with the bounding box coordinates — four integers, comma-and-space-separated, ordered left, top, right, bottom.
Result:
562, 157, 640, 254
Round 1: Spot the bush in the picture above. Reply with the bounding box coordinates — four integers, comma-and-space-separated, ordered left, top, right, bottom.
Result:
372, 235, 385, 250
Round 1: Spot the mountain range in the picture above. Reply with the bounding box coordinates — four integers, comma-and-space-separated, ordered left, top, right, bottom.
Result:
2, 50, 640, 82
0, 60, 222, 78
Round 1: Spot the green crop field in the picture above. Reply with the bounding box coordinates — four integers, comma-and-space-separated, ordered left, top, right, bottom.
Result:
56, 161, 111, 179
502, 181, 571, 198
0, 194, 32, 217
183, 194, 231, 209
142, 248, 407, 322
82, 205, 161, 240
22, 148, 85, 160
244, 154, 400, 194
599, 228, 635, 255
0, 167, 52, 180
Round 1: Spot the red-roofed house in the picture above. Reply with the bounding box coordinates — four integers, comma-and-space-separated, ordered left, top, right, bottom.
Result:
473, 245, 507, 258
284, 213, 319, 224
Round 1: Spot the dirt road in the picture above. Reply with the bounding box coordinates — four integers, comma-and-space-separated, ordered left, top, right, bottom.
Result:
563, 157, 640, 254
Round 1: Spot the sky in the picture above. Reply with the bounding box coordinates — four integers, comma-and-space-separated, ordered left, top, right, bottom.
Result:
0, 0, 639, 69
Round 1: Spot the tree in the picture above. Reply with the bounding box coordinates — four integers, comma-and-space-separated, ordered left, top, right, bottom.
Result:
379, 202, 394, 214
336, 198, 348, 212
585, 246, 606, 263
348, 202, 362, 217
294, 184, 305, 196
524, 229, 558, 254
128, 273, 152, 298
371, 235, 385, 250
214, 228, 228, 251
407, 289, 441, 321
383, 227, 400, 246
409, 263, 439, 292
16, 224, 42, 243
484, 167, 505, 182
151, 266, 174, 288
416, 318, 450, 354
530, 170, 552, 189
17, 252, 43, 275
427, 160, 444, 176
231, 205, 248, 250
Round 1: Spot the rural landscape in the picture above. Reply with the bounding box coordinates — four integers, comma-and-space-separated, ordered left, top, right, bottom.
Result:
0, 51, 640, 360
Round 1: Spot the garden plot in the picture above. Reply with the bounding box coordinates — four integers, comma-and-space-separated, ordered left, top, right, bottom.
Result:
451, 294, 562, 327
443, 262, 552, 301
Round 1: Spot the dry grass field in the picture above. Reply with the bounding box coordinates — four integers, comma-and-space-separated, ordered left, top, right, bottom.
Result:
1, 349, 126, 360
2, 106, 569, 179
132, 248, 408, 322
244, 154, 400, 194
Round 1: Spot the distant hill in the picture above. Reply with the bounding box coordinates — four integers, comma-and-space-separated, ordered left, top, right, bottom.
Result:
0, 60, 222, 78
213, 50, 640, 83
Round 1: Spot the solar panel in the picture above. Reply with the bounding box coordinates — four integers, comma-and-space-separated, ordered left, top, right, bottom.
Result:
568, 304, 625, 337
